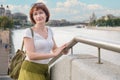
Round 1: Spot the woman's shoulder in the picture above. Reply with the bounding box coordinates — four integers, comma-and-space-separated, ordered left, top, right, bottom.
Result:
46, 26, 53, 35
24, 28, 33, 35
23, 28, 33, 38
46, 26, 52, 31
24, 28, 31, 32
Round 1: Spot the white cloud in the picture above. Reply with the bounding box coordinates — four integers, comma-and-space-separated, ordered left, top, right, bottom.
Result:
51, 0, 86, 21
57, 0, 79, 8
87, 4, 103, 10
0, 0, 6, 3
8, 4, 30, 20
53, 0, 81, 15
96, 9, 120, 17
5, 0, 120, 22
106, 9, 120, 16
9, 4, 29, 14
36, 0, 47, 4
51, 0, 120, 21
72, 13, 91, 21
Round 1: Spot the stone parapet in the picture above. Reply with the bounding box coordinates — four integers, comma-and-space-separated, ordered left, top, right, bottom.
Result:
50, 54, 120, 80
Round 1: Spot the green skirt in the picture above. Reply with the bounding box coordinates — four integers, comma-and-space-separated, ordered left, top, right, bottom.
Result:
18, 60, 49, 80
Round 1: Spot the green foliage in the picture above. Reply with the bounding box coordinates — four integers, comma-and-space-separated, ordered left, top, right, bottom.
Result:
90, 18, 120, 27
0, 16, 14, 30
90, 20, 96, 26
13, 19, 21, 25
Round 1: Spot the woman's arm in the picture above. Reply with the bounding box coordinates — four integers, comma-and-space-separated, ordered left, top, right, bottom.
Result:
52, 37, 58, 51
52, 37, 69, 55
24, 37, 65, 60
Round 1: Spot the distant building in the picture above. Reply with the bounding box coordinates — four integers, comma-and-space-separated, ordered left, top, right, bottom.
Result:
0, 4, 12, 18
12, 12, 27, 26
0, 5, 5, 16
0, 4, 27, 27
100, 14, 117, 20
47, 19, 70, 26
5, 5, 12, 18
89, 12, 97, 22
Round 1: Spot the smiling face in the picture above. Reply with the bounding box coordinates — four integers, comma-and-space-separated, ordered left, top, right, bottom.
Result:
33, 9, 47, 24
29, 2, 50, 24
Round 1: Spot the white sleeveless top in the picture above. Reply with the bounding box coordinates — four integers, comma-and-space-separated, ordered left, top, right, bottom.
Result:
23, 27, 54, 64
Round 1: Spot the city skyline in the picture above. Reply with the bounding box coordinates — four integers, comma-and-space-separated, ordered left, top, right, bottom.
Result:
0, 0, 120, 22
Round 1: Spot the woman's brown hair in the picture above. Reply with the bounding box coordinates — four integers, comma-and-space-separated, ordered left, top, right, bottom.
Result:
29, 2, 50, 24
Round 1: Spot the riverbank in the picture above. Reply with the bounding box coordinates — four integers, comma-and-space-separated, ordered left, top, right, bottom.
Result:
87, 26, 120, 31
0, 30, 10, 44
0, 30, 10, 75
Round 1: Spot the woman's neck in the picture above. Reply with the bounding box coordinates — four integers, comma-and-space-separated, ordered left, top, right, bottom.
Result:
34, 23, 46, 31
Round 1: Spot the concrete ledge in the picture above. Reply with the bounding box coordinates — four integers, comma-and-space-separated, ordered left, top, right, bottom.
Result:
0, 76, 13, 80
50, 54, 120, 80
50, 55, 73, 80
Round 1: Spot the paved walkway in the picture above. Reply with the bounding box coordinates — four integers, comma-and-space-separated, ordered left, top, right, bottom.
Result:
0, 43, 9, 75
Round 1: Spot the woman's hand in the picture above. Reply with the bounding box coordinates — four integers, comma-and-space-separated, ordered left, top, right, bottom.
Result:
53, 44, 66, 57
62, 43, 69, 55
62, 49, 69, 55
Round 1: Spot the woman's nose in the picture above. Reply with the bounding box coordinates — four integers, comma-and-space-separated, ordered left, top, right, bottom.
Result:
37, 14, 41, 17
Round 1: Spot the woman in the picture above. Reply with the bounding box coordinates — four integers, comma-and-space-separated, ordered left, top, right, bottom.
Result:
18, 2, 68, 80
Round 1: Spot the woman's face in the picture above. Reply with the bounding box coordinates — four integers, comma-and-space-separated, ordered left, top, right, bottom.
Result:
33, 9, 47, 24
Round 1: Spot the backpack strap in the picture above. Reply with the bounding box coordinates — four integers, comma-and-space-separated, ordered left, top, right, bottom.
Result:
30, 28, 34, 37
21, 28, 34, 50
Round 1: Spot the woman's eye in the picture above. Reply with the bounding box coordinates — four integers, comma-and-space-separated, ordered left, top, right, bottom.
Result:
33, 13, 37, 15
33, 11, 44, 15
39, 12, 44, 14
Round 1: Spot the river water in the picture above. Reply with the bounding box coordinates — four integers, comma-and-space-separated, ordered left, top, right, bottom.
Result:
11, 26, 120, 65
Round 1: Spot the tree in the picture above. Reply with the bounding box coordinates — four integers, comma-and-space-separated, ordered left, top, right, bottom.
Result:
0, 16, 13, 30
90, 17, 120, 27
13, 19, 21, 25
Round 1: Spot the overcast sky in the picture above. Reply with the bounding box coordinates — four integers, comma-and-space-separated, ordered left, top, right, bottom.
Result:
0, 0, 120, 22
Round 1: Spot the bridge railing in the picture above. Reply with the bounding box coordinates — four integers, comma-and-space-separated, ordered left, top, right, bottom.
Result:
48, 37, 120, 66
